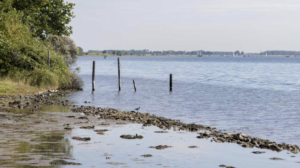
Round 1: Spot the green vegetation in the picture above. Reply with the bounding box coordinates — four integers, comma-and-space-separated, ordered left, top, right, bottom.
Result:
9, 0, 75, 39
0, 78, 46, 96
0, 0, 82, 94
78, 46, 84, 56
116, 51, 122, 56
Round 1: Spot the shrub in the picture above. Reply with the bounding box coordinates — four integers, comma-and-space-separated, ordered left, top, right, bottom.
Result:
0, 9, 75, 89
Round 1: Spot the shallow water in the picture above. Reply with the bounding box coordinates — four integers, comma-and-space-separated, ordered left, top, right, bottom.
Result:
2, 110, 299, 168
66, 123, 300, 168
68, 56, 300, 145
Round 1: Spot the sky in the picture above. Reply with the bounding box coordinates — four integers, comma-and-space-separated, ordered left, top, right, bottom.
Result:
68, 0, 300, 52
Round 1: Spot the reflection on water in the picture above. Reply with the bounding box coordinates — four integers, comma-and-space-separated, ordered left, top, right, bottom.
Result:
0, 130, 72, 167
68, 56, 300, 145
0, 109, 72, 168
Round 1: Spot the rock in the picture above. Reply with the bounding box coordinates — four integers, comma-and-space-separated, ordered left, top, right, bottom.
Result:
269, 143, 282, 152
252, 151, 265, 154
80, 125, 95, 129
116, 122, 126, 124
203, 131, 211, 136
219, 165, 226, 167
100, 122, 110, 125
50, 160, 81, 165
269, 157, 284, 160
237, 133, 247, 140
65, 116, 75, 118
154, 131, 168, 133
120, 134, 143, 139
78, 116, 88, 120
72, 136, 91, 141
222, 133, 233, 138
94, 129, 109, 133
188, 146, 198, 148
141, 154, 152, 157
149, 145, 172, 150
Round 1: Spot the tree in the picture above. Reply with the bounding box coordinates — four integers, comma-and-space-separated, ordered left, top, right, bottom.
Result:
241, 51, 244, 55
78, 47, 84, 56
102, 50, 107, 54
117, 51, 122, 56
47, 35, 78, 62
7, 0, 75, 39
234, 50, 240, 56
112, 51, 116, 55
125, 52, 128, 55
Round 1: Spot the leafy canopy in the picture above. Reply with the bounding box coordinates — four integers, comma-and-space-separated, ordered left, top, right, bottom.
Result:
4, 0, 75, 39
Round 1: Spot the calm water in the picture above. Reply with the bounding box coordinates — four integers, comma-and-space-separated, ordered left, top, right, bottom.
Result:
68, 56, 300, 145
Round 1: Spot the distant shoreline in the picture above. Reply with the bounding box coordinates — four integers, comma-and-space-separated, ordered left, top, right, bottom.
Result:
81, 54, 297, 57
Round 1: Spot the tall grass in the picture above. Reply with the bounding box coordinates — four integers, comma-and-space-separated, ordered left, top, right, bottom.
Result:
0, 78, 56, 96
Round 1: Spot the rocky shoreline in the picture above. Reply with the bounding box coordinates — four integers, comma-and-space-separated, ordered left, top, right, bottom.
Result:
71, 105, 300, 154
1, 89, 300, 155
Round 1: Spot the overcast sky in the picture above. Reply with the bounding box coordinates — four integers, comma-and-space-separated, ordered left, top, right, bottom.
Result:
68, 0, 300, 52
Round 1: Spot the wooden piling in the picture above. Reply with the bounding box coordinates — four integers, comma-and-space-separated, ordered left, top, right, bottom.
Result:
92, 61, 95, 91
170, 74, 172, 91
48, 51, 50, 69
133, 80, 136, 92
118, 57, 121, 91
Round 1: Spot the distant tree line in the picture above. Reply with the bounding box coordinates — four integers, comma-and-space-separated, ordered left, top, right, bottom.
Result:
87, 50, 245, 56
86, 49, 300, 56
261, 51, 300, 56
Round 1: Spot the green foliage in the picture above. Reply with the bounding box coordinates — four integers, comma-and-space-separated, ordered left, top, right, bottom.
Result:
7, 0, 75, 39
78, 46, 84, 56
47, 34, 78, 62
29, 69, 58, 87
234, 50, 240, 55
0, 9, 71, 88
112, 50, 116, 55
117, 51, 122, 56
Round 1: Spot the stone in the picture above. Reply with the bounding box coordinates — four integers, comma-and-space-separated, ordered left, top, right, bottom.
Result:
269, 157, 284, 160
50, 160, 81, 165
141, 154, 152, 157
252, 151, 266, 154
120, 134, 143, 139
72, 136, 91, 141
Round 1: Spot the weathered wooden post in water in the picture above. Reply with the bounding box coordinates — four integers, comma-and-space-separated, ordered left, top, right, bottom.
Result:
92, 61, 95, 91
118, 57, 121, 91
133, 80, 136, 92
48, 51, 50, 69
170, 74, 172, 91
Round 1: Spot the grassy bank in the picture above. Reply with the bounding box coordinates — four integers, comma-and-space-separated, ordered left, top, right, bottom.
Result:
0, 78, 56, 96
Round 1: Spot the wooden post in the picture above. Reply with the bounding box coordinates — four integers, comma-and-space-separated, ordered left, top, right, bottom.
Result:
133, 80, 136, 92
92, 61, 95, 91
170, 74, 172, 91
118, 57, 121, 91
48, 51, 50, 69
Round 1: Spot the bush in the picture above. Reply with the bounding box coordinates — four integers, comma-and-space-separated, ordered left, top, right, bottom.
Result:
68, 73, 84, 90
0, 9, 75, 89
29, 69, 59, 87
